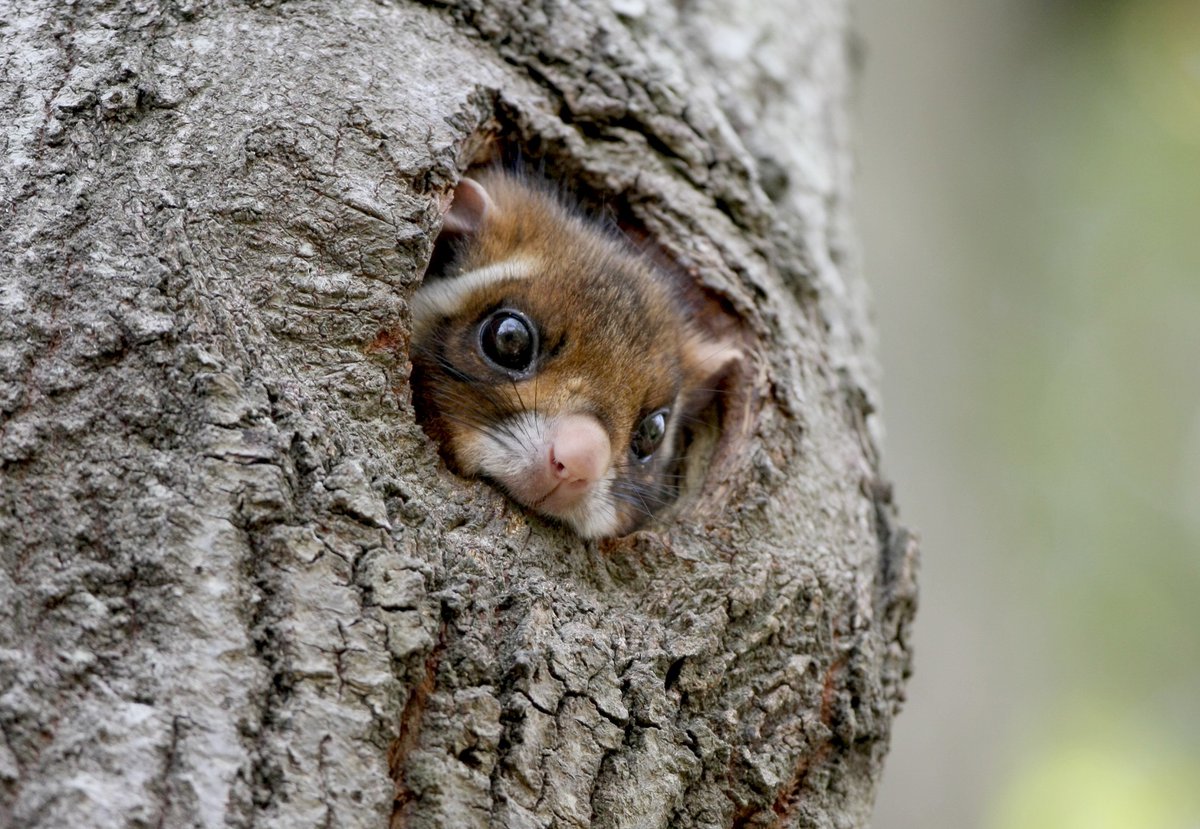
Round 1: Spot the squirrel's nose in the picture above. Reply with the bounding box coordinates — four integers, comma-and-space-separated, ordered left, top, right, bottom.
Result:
548, 414, 610, 486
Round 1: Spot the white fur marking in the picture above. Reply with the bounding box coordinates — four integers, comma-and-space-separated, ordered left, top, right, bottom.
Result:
412, 258, 535, 339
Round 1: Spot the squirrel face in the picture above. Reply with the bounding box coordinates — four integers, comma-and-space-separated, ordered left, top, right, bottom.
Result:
410, 172, 736, 538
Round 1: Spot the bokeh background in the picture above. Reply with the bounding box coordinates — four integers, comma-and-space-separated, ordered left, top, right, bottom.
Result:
855, 1, 1200, 827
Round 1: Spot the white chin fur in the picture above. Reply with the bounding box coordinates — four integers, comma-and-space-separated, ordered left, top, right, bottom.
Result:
458, 412, 622, 538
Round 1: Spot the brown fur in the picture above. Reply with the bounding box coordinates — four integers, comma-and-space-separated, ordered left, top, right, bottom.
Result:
411, 171, 735, 536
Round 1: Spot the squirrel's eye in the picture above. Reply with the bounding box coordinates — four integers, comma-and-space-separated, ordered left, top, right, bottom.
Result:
631, 409, 669, 461
479, 310, 536, 373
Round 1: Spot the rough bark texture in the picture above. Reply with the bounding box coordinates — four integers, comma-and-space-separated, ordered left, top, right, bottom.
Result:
0, 1, 916, 828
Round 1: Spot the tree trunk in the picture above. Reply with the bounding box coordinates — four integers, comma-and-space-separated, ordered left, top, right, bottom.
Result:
0, 1, 916, 827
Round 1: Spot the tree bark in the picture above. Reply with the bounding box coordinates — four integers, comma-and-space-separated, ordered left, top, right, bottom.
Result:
0, 1, 916, 828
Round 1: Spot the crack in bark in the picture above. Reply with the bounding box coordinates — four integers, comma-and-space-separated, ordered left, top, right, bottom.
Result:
151, 714, 187, 829
767, 655, 848, 827
388, 621, 448, 829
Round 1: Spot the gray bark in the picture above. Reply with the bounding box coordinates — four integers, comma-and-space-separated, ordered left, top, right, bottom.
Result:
0, 1, 916, 828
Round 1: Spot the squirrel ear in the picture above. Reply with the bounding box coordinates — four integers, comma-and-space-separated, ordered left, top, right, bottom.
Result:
440, 176, 494, 236
681, 331, 741, 402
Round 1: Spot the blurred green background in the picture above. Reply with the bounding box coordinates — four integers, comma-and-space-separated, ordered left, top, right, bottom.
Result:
855, 1, 1200, 827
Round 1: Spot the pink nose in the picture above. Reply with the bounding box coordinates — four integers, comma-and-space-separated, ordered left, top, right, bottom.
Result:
548, 415, 611, 486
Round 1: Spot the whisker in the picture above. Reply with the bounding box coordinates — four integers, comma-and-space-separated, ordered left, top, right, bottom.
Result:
608, 481, 675, 508
607, 490, 660, 519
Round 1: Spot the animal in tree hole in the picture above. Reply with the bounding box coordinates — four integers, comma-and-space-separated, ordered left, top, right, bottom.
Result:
410, 170, 737, 538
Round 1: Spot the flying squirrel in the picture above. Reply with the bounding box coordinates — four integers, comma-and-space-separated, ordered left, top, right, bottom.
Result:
410, 170, 739, 538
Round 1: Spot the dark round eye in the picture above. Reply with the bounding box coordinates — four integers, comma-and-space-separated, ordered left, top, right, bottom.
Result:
631, 409, 669, 462
479, 311, 536, 373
